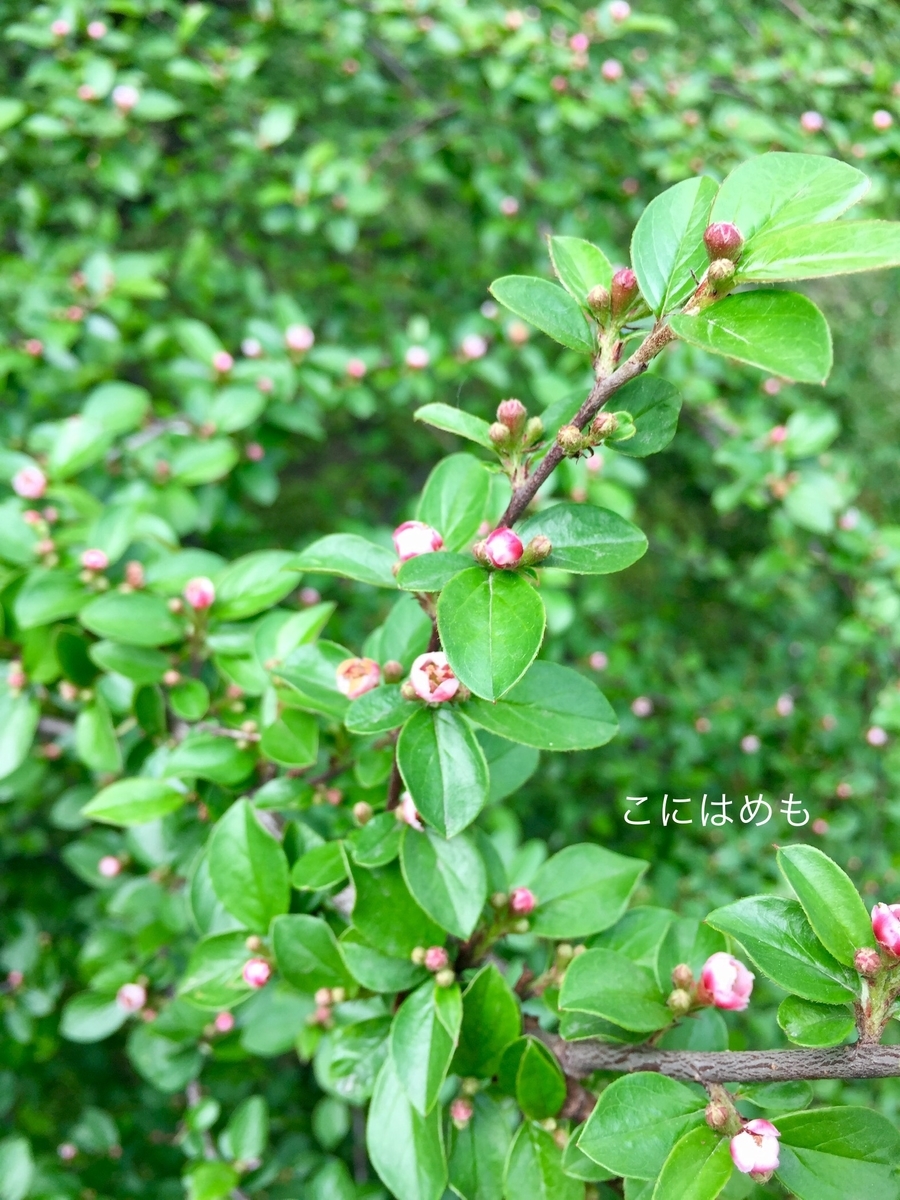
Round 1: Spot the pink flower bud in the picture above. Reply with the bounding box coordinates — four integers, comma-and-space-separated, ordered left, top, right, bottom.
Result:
336, 657, 381, 699
81, 548, 109, 571
116, 983, 147, 1012
811, 817, 829, 836
730, 1120, 780, 1179
609, 0, 631, 19
873, 109, 894, 131
424, 946, 449, 971
800, 110, 824, 132
212, 350, 234, 374
499, 196, 520, 216
775, 693, 794, 717
601, 58, 624, 81
162, 669, 181, 688
214, 1011, 235, 1033
703, 222, 743, 263
13, 466, 47, 499
87, 20, 107, 38
695, 716, 711, 733
314, 987, 332, 1005
183, 576, 216, 610
854, 947, 882, 977
867, 725, 889, 747
7, 663, 26, 690
510, 887, 536, 915
112, 84, 140, 112
505, 9, 524, 29
497, 397, 527, 433
569, 32, 590, 52
405, 345, 430, 369
631, 696, 653, 717
397, 791, 424, 831
285, 324, 315, 352
242, 958, 271, 989
257, 375, 274, 393
346, 356, 367, 378
392, 519, 444, 561
484, 527, 524, 568
839, 508, 860, 531
245, 442, 265, 462
872, 902, 900, 955
450, 1098, 473, 1127
57, 1143, 77, 1161
589, 651, 608, 671
98, 855, 121, 878
741, 734, 761, 754
22, 510, 41, 525
551, 74, 568, 93
7, 970, 24, 989
24, 338, 43, 357
611, 267, 638, 316
241, 337, 263, 358
300, 586, 320, 605
699, 952, 754, 1011
837, 781, 853, 799
507, 320, 530, 345
409, 652, 459, 703
78, 84, 96, 101
51, 19, 71, 36
461, 333, 488, 360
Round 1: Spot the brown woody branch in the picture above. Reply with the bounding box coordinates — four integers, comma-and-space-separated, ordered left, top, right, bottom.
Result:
500, 322, 676, 528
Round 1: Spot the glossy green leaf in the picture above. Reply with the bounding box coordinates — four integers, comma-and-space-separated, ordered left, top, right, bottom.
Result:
80, 591, 184, 646
13, 570, 88, 628
367, 593, 433, 668
498, 1036, 566, 1120
0, 692, 39, 781
212, 550, 300, 619
0, 1135, 33, 1200
397, 706, 489, 837
652, 1126, 732, 1200
207, 800, 290, 931
706, 896, 858, 1004
560, 948, 671, 1032
272, 914, 351, 991
438, 567, 545, 701
776, 1107, 900, 1200
291, 842, 348, 891
391, 981, 462, 1114
490, 275, 596, 353
577, 1074, 706, 1179
367, 1057, 447, 1200
610, 375, 683, 458
177, 932, 254, 1009
561, 1126, 615, 1183
59, 992, 128, 1043
670, 290, 832, 384
396, 551, 474, 594
417, 453, 491, 552
289, 534, 397, 587
777, 995, 855, 1047
223, 1096, 268, 1162
82, 778, 186, 826
88, 641, 169, 684
631, 175, 718, 313
478, 730, 540, 801
75, 701, 122, 774
777, 845, 875, 966
739, 220, 900, 282
548, 236, 613, 304
504, 1121, 582, 1200
531, 843, 648, 938
347, 812, 404, 868
339, 930, 429, 993
466, 661, 618, 750
345, 684, 419, 734
449, 1093, 510, 1200
185, 1161, 239, 1200
400, 826, 487, 939
164, 733, 255, 786
518, 502, 647, 574
414, 403, 496, 449
259, 708, 319, 767
169, 678, 209, 720
276, 640, 352, 719
451, 963, 521, 1078
349, 861, 445, 958
740, 1081, 813, 1112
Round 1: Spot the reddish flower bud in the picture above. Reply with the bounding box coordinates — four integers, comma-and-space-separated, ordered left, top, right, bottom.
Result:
346, 356, 368, 378
383, 660, 405, 682
569, 32, 589, 53
591, 411, 619, 439
499, 196, 520, 216
88, 21, 108, 39
872, 902, 900, 955
609, 1, 631, 19
703, 222, 743, 263
671, 963, 694, 989
336, 657, 382, 700
461, 334, 488, 360
409, 651, 459, 703
586, 285, 610, 313
81, 548, 109, 571
51, 19, 71, 36
7, 662, 26, 691
424, 946, 449, 972
450, 1098, 474, 1127
800, 110, 824, 133
214, 1011, 235, 1033
510, 887, 536, 915
610, 268, 639, 316
285, 324, 315, 352
699, 952, 754, 1011
24, 338, 43, 357
112, 84, 140, 112
730, 1120, 780, 1179
117, 983, 147, 1012
393, 520, 444, 561
854, 947, 882, 977
242, 958, 271, 989
98, 855, 122, 879
397, 792, 424, 831
484, 527, 524, 569
212, 350, 234, 374
589, 651, 608, 671
13, 466, 47, 499
601, 58, 624, 81
873, 109, 894, 131
497, 397, 527, 433
184, 576, 215, 610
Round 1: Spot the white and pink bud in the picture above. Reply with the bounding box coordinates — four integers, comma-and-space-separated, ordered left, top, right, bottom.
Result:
873, 109, 894, 131
57, 1142, 77, 1161
730, 1119, 781, 1181
81, 548, 109, 571
483, 527, 524, 568
87, 20, 107, 39
589, 651, 608, 671
7, 970, 24, 989
424, 946, 449, 972
800, 110, 824, 133
285, 324, 315, 352
13, 466, 47, 499
601, 58, 624, 81
242, 958, 271, 989
78, 84, 97, 101
246, 442, 265, 462
257, 375, 274, 394
183, 576, 216, 610
346, 356, 367, 379
872, 902, 900, 956
404, 345, 430, 369
300, 586, 321, 605
24, 338, 43, 357
336, 657, 382, 700
116, 983, 147, 1013
775, 693, 794, 717
631, 696, 653, 717
392, 519, 444, 561
409, 652, 459, 704
460, 333, 488, 360
51, 19, 71, 37
497, 397, 527, 434
397, 791, 424, 831
98, 855, 121, 879
609, 0, 631, 19
867, 725, 889, 747
699, 952, 754, 1011
569, 32, 589, 52
214, 1011, 235, 1033
241, 337, 263, 358
741, 734, 761, 754
112, 84, 140, 112
610, 267, 638, 314
125, 561, 145, 588
499, 196, 520, 216
212, 350, 234, 374
450, 1098, 473, 1128
510, 887, 536, 915
7, 661, 26, 691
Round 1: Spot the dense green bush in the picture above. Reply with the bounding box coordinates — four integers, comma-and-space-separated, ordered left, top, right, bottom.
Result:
6, 3, 900, 1198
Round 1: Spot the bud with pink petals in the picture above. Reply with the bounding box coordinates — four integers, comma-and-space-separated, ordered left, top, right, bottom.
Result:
854, 947, 882, 977
214, 1011, 235, 1033
510, 887, 536, 915
409, 652, 459, 703
346, 356, 367, 378
87, 20, 107, 38
609, 0, 631, 19
117, 982, 147, 1012
601, 58, 624, 81
112, 84, 140, 112
98, 855, 122, 879
51, 19, 71, 36
730, 1119, 780, 1180
81, 548, 109, 571
397, 792, 424, 831
703, 222, 743, 263
242, 958, 271, 989
285, 324, 315, 352
405, 345, 430, 369
610, 267, 639, 316
184, 576, 216, 610
392, 519, 444, 561
699, 952, 754, 1011
424, 946, 449, 972
497, 397, 527, 435
13, 466, 47, 499
7, 661, 26, 691
450, 1098, 473, 1127
569, 32, 589, 53
872, 902, 900, 956
484, 527, 524, 568
336, 657, 381, 700
873, 109, 894, 131
800, 110, 824, 133
58, 1142, 77, 1161
461, 333, 488, 360
212, 350, 234, 374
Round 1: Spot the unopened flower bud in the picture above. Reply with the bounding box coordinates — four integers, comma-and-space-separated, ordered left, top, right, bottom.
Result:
510, 887, 536, 915
854, 947, 882, 977
490, 892, 508, 909
383, 659, 404, 682
117, 983, 147, 1013
705, 1100, 733, 1132
112, 84, 140, 112
435, 967, 456, 988
424, 946, 449, 972
522, 535, 552, 566
557, 424, 586, 454
81, 548, 109, 571
212, 350, 234, 374
285, 324, 315, 352
393, 520, 444, 561
400, 680, 417, 700
610, 267, 639, 316
58, 1143, 77, 1161
411, 946, 427, 965
671, 963, 694, 989
336, 657, 381, 699
242, 958, 271, 989
450, 1098, 473, 1128
125, 561, 145, 588
872, 902, 900, 956
584, 285, 610, 317
497, 398, 527, 434
13, 466, 47, 499
397, 792, 424, 831
591, 411, 619, 440
703, 222, 744, 263
214, 1011, 235, 1034
699, 952, 754, 1011
98, 855, 121, 879
730, 1119, 781, 1179
667, 987, 693, 1015
314, 987, 332, 1005
484, 527, 524, 569
353, 801, 374, 825
521, 416, 544, 446
184, 577, 215, 610
608, 411, 636, 442
706, 258, 737, 290
490, 421, 512, 447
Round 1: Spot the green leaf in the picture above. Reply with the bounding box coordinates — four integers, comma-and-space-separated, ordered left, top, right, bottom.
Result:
709, 153, 869, 241
670, 290, 833, 384
490, 276, 596, 354
259, 708, 319, 767
400, 826, 487, 938
559, 948, 671, 1032
177, 932, 254, 1009
451, 963, 521, 1078
438, 567, 544, 701
349, 860, 445, 958
367, 1057, 447, 1200
577, 1074, 706, 1179
169, 437, 239, 485
347, 812, 404, 868
0, 1135, 33, 1200
83, 381, 150, 435
163, 733, 254, 786
185, 1161, 240, 1200
776, 1107, 900, 1200
207, 800, 290, 931
504, 1121, 582, 1200
548, 236, 613, 305
0, 692, 39, 781
777, 845, 875, 966
652, 1126, 732, 1200
740, 1081, 813, 1112
339, 929, 429, 993
345, 684, 419, 734
212, 551, 301, 619
531, 843, 648, 938
414, 403, 496, 449
224, 1095, 268, 1161
169, 678, 210, 721
13, 570, 88, 628
518, 502, 648, 574
449, 1093, 510, 1200
706, 896, 858, 1004
89, 641, 169, 684
417, 453, 491, 552
777, 995, 855, 1047
739, 220, 900, 282
272, 914, 352, 992
371, 593, 435, 669
48, 416, 113, 478
562, 1126, 615, 1183
498, 1036, 566, 1120
466, 661, 618, 750
396, 551, 474, 593
631, 175, 718, 313
397, 707, 490, 837
75, 701, 122, 774
479, 730, 540, 801
128, 1025, 202, 1092
82, 778, 186, 826
80, 591, 184, 646
391, 981, 462, 1114
611, 376, 683, 458
289, 534, 397, 587
59, 992, 128, 1043
277, 640, 352, 720
291, 842, 348, 891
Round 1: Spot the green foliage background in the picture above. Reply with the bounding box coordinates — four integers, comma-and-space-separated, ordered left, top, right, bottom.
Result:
5, 0, 900, 1196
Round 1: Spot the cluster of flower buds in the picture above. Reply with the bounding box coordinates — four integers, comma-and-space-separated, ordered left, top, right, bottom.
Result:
556, 408, 636, 457
311, 985, 345, 1026
411, 945, 455, 987
488, 398, 544, 453
667, 952, 754, 1015
473, 527, 552, 571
